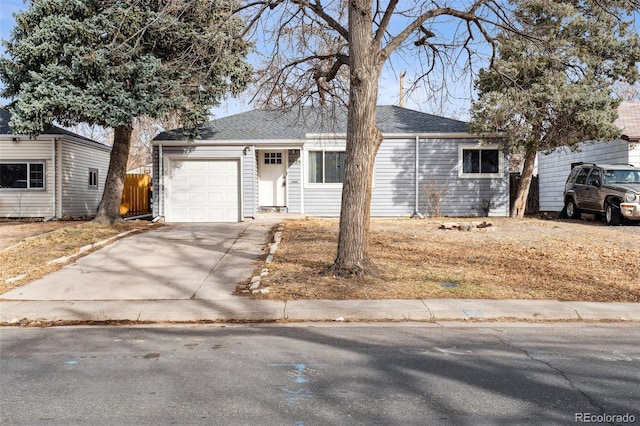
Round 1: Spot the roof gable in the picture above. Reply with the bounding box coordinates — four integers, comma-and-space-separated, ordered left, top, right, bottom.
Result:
155, 105, 469, 141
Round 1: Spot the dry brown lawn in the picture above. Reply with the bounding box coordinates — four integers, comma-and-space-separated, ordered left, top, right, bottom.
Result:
255, 217, 640, 302
0, 220, 153, 294
3, 217, 639, 303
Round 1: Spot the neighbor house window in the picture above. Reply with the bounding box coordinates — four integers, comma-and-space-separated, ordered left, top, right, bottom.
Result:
0, 162, 45, 189
308, 150, 346, 184
459, 145, 502, 178
88, 168, 98, 189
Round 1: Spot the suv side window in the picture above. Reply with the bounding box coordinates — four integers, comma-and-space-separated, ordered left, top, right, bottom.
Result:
575, 167, 590, 184
587, 169, 601, 186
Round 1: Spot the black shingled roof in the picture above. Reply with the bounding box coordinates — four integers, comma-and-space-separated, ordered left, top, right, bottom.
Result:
0, 108, 108, 148
155, 105, 469, 141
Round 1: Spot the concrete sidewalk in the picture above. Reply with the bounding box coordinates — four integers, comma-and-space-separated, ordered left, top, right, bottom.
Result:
1, 217, 638, 325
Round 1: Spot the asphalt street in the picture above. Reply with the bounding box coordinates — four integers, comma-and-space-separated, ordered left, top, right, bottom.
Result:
1, 323, 639, 425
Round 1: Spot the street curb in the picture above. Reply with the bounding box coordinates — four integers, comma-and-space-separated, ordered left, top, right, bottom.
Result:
1, 299, 638, 327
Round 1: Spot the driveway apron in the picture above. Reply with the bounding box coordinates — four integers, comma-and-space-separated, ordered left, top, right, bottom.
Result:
1, 220, 277, 302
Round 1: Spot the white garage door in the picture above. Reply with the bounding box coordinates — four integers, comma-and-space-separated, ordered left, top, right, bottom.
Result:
166, 159, 240, 222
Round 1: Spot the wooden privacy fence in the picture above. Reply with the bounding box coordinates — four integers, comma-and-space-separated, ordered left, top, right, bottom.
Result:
509, 173, 539, 215
120, 173, 152, 217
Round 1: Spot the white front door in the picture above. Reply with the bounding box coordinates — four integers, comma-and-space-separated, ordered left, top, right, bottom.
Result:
259, 151, 286, 207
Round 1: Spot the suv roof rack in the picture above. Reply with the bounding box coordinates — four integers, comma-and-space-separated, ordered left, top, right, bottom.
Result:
572, 162, 637, 168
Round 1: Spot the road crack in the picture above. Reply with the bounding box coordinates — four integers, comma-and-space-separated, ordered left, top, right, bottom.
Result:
495, 335, 606, 414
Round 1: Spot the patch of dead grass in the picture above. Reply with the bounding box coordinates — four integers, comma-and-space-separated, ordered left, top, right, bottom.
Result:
0, 221, 154, 294
256, 217, 640, 302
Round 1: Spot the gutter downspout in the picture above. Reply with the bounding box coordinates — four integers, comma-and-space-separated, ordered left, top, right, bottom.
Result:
300, 147, 305, 217
411, 136, 424, 219
45, 137, 57, 220
159, 143, 164, 219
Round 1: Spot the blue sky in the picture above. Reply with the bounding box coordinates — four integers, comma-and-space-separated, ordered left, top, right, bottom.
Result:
0, 0, 477, 119
1, 1, 638, 121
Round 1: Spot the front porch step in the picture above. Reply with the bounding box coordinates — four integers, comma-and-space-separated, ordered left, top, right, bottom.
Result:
259, 206, 288, 213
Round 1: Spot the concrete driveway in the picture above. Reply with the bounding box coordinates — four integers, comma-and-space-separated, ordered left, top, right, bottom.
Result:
2, 219, 278, 302
2, 216, 639, 325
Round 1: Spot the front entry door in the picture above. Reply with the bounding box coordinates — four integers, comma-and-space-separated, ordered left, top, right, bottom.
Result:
259, 151, 286, 207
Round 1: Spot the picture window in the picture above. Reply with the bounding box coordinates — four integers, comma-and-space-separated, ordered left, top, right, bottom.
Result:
308, 150, 346, 184
0, 162, 45, 189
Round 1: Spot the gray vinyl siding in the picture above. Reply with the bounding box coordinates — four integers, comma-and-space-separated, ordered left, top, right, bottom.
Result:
631, 146, 640, 165
302, 137, 509, 217
304, 187, 343, 216
286, 150, 302, 213
59, 140, 110, 217
153, 144, 255, 220
0, 138, 110, 218
0, 139, 53, 218
416, 138, 508, 217
245, 146, 257, 218
538, 139, 634, 212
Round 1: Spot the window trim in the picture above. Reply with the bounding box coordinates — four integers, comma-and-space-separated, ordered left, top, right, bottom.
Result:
0, 161, 46, 190
458, 144, 504, 179
305, 148, 347, 188
88, 168, 99, 190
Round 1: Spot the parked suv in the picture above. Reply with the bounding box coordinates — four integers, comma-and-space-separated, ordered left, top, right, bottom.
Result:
564, 163, 640, 225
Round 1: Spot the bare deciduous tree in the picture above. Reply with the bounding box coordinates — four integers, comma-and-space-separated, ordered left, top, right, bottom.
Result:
236, 0, 520, 276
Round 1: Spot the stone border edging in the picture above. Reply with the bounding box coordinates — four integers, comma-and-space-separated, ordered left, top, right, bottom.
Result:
4, 227, 151, 285
244, 223, 284, 295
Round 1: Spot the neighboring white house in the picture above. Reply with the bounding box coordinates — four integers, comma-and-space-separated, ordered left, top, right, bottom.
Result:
0, 108, 111, 219
537, 101, 640, 212
127, 163, 153, 177
152, 105, 509, 222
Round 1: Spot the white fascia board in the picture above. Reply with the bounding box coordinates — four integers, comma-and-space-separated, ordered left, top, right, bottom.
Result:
305, 132, 506, 140
385, 132, 505, 139
0, 134, 111, 151
152, 139, 304, 147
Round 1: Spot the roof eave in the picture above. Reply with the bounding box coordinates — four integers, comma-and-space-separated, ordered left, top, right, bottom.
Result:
0, 133, 111, 151
153, 132, 506, 145
152, 138, 305, 146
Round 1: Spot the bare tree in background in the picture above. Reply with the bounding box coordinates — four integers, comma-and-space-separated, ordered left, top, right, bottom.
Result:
127, 114, 181, 172
613, 82, 640, 102
68, 114, 180, 173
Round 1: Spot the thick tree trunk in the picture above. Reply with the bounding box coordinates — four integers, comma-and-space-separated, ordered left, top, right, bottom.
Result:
93, 125, 133, 224
511, 148, 537, 218
329, 0, 383, 276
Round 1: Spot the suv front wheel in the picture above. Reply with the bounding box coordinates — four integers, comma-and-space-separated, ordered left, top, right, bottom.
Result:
605, 201, 622, 226
565, 198, 581, 220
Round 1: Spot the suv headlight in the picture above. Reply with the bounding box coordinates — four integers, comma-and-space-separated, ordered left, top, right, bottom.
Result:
625, 191, 639, 202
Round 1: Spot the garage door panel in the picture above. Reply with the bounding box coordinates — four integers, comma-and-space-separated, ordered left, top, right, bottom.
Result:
167, 159, 240, 222
189, 192, 205, 204
209, 175, 224, 187
191, 175, 205, 186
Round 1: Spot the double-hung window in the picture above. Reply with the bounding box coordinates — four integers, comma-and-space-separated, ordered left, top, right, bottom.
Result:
88, 168, 99, 189
0, 162, 45, 189
308, 150, 346, 184
459, 145, 502, 178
